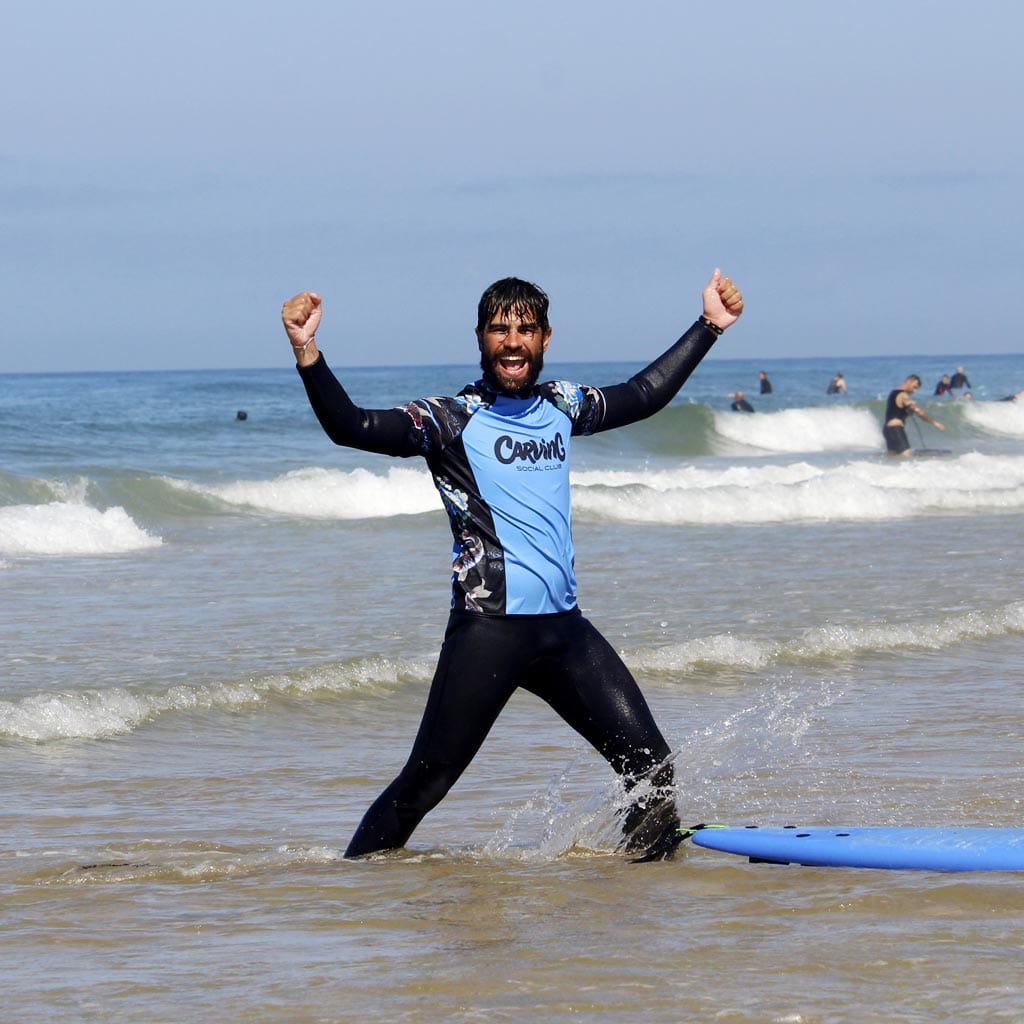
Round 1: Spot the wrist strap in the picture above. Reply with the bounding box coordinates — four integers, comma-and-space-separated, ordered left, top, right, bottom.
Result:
699, 316, 724, 336
292, 337, 315, 354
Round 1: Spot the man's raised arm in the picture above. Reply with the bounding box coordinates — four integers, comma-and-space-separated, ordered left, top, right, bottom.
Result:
595, 269, 744, 432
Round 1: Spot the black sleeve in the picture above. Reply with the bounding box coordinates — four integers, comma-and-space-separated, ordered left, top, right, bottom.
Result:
296, 352, 422, 457
593, 319, 721, 432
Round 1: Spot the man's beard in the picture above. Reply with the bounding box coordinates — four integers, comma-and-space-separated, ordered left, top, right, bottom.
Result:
480, 348, 544, 395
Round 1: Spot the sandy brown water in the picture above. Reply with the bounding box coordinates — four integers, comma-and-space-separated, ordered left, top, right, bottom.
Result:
4, 361, 1024, 1022
6, 830, 1023, 1023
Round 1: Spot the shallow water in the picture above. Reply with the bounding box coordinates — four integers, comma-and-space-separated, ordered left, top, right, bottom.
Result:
2, 353, 1024, 1021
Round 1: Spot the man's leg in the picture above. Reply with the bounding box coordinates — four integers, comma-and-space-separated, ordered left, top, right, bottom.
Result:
883, 425, 911, 455
344, 613, 524, 858
524, 614, 682, 860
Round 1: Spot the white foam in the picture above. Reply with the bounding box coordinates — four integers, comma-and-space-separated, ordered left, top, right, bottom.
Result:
572, 452, 1024, 525
42, 842, 344, 885
161, 442, 1024, 529
712, 406, 883, 453
574, 462, 824, 492
9, 600, 1023, 743
630, 599, 1024, 676
0, 655, 430, 742
0, 502, 161, 556
169, 466, 442, 519
963, 398, 1024, 437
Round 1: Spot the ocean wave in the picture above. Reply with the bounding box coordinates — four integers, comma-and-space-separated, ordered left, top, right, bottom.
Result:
0, 655, 430, 742
573, 452, 1024, 525
604, 403, 884, 458
8, 600, 1023, 743
630, 599, 1024, 676
963, 398, 1024, 437
28, 841, 344, 886
166, 466, 443, 519
710, 406, 883, 453
0, 500, 161, 557
0, 471, 70, 507
652, 398, 1014, 456
8, 445, 1024, 532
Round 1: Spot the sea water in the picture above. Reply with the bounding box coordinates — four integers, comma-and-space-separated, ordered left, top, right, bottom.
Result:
2, 351, 1023, 1023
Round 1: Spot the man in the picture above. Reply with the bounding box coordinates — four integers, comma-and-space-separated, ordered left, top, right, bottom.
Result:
950, 366, 971, 390
883, 374, 945, 456
827, 372, 847, 395
730, 389, 754, 412
281, 269, 744, 861
758, 370, 772, 394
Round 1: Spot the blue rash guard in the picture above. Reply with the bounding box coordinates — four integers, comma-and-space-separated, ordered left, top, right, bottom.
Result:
298, 317, 720, 616
403, 381, 595, 615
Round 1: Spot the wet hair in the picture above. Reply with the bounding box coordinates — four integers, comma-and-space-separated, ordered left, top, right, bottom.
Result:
907, 374, 922, 386
476, 277, 549, 333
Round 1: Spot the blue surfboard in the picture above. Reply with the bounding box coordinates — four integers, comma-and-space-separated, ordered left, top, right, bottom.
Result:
689, 825, 1024, 871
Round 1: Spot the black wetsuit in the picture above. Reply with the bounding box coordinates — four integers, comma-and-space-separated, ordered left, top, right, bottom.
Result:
883, 388, 912, 454
298, 318, 721, 859
731, 397, 754, 412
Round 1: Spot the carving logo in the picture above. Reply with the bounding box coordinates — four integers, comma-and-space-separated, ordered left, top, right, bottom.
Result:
494, 432, 566, 466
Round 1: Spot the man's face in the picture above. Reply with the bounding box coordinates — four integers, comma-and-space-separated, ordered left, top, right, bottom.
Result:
477, 310, 551, 394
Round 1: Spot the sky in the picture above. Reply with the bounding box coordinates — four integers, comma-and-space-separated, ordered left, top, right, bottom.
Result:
2, 0, 1022, 373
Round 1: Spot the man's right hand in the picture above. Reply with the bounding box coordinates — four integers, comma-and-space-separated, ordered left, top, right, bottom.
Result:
282, 291, 323, 350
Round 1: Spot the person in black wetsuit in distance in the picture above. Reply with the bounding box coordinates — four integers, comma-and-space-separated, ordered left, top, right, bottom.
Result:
731, 389, 754, 412
934, 374, 952, 397
950, 366, 971, 391
758, 370, 772, 394
281, 269, 744, 862
827, 372, 847, 395
883, 374, 945, 456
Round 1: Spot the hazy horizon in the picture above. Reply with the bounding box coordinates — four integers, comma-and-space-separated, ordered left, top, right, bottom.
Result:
3, 1, 1022, 374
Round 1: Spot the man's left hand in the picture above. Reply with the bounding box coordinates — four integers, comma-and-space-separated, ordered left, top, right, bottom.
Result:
702, 269, 744, 330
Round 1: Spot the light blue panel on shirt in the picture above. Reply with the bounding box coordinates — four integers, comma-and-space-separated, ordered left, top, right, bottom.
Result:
461, 394, 576, 614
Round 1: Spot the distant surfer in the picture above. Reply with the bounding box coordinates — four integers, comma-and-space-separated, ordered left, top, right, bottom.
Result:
758, 370, 772, 394
730, 389, 754, 412
883, 374, 945, 456
934, 374, 952, 396
950, 366, 971, 391
281, 269, 744, 862
826, 372, 847, 395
